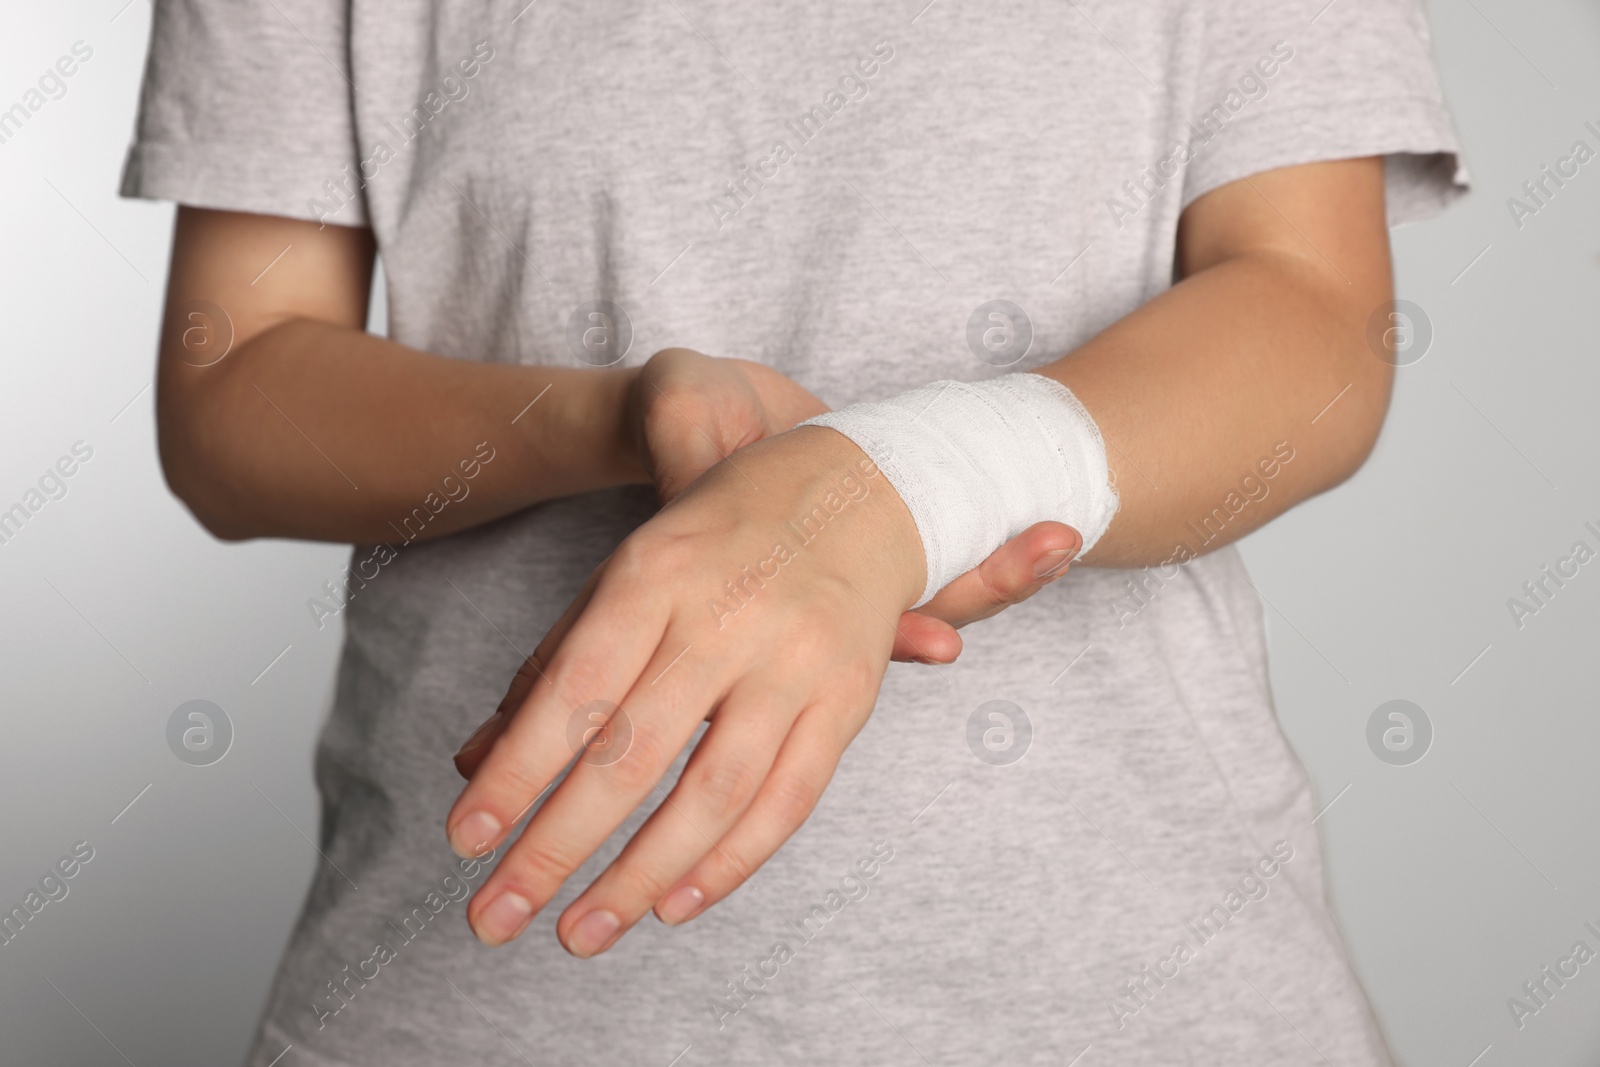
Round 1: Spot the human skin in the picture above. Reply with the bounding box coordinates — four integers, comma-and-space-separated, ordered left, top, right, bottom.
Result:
154, 210, 1082, 665
442, 156, 1398, 955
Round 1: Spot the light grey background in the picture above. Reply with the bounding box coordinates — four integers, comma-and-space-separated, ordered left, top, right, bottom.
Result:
0, 1, 1595, 1065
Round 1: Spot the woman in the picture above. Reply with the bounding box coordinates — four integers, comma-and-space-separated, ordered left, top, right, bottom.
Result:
125, 0, 1464, 1063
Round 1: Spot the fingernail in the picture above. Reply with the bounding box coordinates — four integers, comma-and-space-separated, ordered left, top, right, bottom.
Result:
1033, 549, 1074, 580
450, 811, 502, 859
454, 712, 503, 758
474, 891, 533, 946
657, 885, 705, 925
567, 909, 621, 957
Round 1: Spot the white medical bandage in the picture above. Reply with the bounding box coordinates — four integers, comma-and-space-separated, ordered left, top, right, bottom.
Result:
802, 374, 1118, 607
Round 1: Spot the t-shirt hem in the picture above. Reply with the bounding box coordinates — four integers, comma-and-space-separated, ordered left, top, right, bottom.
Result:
1179, 95, 1470, 227
120, 140, 371, 228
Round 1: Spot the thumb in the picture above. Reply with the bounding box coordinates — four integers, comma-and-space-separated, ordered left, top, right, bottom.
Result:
650, 425, 735, 503
914, 522, 1083, 630
888, 522, 1082, 663
643, 379, 766, 503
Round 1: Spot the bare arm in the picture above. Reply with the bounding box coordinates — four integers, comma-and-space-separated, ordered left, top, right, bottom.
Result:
156, 207, 646, 543
1048, 156, 1394, 566
157, 206, 1077, 665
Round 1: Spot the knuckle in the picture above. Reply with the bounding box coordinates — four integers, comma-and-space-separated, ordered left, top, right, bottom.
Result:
528, 635, 561, 675
605, 539, 653, 583
606, 534, 686, 590
777, 625, 829, 664
831, 657, 880, 697
483, 748, 548, 799
517, 651, 547, 682
612, 860, 675, 904
706, 842, 756, 891
641, 395, 684, 443
684, 758, 760, 822
603, 722, 670, 792
977, 568, 1013, 608
505, 835, 579, 894
494, 658, 545, 716
649, 379, 702, 417
764, 773, 821, 829
553, 656, 610, 707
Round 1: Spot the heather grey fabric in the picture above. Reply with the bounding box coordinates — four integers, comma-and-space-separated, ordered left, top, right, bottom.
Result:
123, 1, 1465, 1063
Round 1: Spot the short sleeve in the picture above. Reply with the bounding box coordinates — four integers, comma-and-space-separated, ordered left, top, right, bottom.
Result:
120, 0, 368, 227
1180, 0, 1468, 226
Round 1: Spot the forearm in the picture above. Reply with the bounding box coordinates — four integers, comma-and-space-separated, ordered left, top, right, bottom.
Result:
1042, 244, 1392, 568
160, 320, 645, 542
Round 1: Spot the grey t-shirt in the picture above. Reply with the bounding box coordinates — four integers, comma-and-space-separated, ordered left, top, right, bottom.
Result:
123, 1, 1465, 1064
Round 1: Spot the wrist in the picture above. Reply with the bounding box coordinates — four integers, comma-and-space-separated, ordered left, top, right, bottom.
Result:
785, 425, 928, 611
509, 366, 650, 495
578, 365, 649, 488
799, 375, 1118, 606
603, 365, 651, 486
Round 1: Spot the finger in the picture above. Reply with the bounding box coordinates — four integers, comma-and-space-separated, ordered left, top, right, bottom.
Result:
451, 672, 524, 780
452, 567, 605, 779
888, 611, 962, 664
646, 383, 758, 503
915, 521, 1082, 629
554, 678, 796, 956
445, 556, 668, 864
651, 704, 850, 927
464, 628, 717, 947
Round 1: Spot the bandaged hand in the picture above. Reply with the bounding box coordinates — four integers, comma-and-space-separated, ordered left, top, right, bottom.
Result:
448, 373, 1114, 955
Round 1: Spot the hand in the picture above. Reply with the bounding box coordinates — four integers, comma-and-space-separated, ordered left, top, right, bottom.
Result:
453, 512, 1081, 780
625, 347, 1084, 665
447, 426, 927, 955
628, 347, 828, 503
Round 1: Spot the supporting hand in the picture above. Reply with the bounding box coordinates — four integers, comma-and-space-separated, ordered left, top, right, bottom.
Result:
448, 426, 927, 954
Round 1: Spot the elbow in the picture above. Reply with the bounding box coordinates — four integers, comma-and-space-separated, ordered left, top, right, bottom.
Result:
156, 386, 255, 542
1324, 418, 1383, 493
1318, 334, 1396, 492
158, 440, 255, 543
